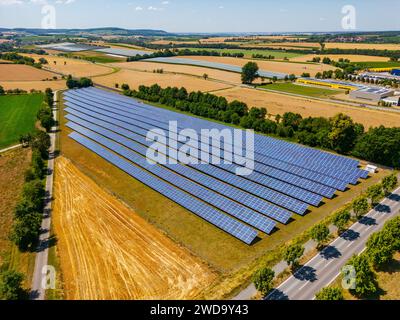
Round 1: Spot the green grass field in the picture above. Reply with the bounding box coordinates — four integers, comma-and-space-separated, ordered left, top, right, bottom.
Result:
354, 61, 400, 69
183, 48, 304, 59
259, 82, 341, 97
0, 94, 44, 149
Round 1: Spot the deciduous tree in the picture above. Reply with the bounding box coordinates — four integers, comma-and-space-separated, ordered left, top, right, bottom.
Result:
253, 267, 275, 297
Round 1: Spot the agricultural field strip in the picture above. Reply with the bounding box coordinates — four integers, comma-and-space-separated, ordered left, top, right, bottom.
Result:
65, 93, 325, 204
66, 121, 277, 235
68, 132, 258, 244
144, 57, 288, 79
65, 92, 334, 199
77, 87, 367, 183
64, 103, 306, 217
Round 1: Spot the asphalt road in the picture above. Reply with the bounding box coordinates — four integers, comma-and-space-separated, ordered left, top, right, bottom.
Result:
30, 92, 58, 300
267, 186, 400, 300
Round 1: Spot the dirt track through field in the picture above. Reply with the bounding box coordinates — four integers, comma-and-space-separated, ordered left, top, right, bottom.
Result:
53, 157, 216, 300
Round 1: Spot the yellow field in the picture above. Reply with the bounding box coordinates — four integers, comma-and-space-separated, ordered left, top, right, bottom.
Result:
291, 54, 391, 63
110, 61, 242, 84
53, 157, 217, 300
325, 43, 400, 50
243, 42, 400, 51
94, 68, 233, 92
22, 54, 114, 78
177, 56, 337, 76
214, 87, 400, 128
0, 64, 56, 81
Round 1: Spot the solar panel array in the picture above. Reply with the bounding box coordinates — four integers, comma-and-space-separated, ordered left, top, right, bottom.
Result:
95, 47, 154, 57
69, 132, 258, 245
144, 57, 288, 80
63, 87, 369, 244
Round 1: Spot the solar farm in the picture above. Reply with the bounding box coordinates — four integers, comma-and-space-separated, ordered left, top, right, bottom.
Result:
145, 57, 289, 79
63, 87, 369, 245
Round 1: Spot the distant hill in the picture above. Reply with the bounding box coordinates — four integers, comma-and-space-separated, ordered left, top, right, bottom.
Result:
0, 27, 172, 37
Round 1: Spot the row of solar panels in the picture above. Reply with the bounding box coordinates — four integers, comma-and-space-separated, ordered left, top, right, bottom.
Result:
64, 90, 368, 206
63, 88, 368, 243
144, 57, 288, 80
69, 87, 368, 185
64, 94, 322, 208
64, 107, 301, 220
65, 90, 342, 195
78, 87, 368, 183
69, 132, 259, 244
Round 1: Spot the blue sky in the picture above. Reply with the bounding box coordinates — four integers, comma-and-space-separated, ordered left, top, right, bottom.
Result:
0, 0, 399, 33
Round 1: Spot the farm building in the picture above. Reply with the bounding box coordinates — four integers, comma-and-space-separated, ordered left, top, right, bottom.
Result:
382, 95, 400, 106
349, 87, 395, 102
296, 78, 363, 91
392, 69, 400, 76
359, 71, 400, 82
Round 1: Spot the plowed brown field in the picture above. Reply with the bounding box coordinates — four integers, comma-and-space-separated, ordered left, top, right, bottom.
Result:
53, 157, 216, 300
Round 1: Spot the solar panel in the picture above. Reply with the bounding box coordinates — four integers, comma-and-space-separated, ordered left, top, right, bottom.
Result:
67, 123, 277, 234
69, 132, 258, 244
64, 104, 309, 215
144, 57, 288, 79
66, 117, 292, 224
69, 88, 367, 184
64, 92, 335, 195
64, 96, 322, 205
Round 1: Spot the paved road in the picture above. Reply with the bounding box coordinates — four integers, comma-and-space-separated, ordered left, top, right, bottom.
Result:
0, 144, 22, 154
266, 186, 400, 300
30, 92, 58, 300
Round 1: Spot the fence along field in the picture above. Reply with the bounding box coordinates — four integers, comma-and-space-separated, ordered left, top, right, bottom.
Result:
53, 157, 216, 300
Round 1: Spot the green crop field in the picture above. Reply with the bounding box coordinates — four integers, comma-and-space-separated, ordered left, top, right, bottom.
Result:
354, 61, 400, 69
259, 82, 341, 97
183, 48, 304, 59
0, 94, 44, 149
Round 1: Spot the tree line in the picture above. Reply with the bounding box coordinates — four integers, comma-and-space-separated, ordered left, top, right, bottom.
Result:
0, 52, 47, 69
126, 48, 245, 62
66, 75, 93, 89
0, 89, 55, 300
122, 83, 400, 168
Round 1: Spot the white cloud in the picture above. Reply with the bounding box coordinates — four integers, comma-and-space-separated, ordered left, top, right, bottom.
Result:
148, 5, 162, 11
0, 0, 23, 5
161, 0, 169, 4
55, 0, 75, 4
218, 5, 224, 9
135, 6, 142, 11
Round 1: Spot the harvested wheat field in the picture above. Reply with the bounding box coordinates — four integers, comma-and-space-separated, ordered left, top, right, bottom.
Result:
177, 56, 336, 76
0, 80, 66, 91
22, 54, 114, 77
111, 61, 242, 84
215, 87, 400, 128
245, 42, 400, 51
53, 157, 216, 300
95, 68, 233, 92
325, 42, 400, 50
0, 64, 55, 81
291, 54, 391, 63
